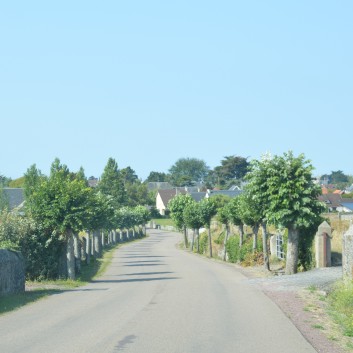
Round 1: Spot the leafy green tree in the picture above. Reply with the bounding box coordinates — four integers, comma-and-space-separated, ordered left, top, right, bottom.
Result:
199, 198, 217, 257
168, 193, 194, 248
121, 166, 139, 184
125, 181, 152, 207
27, 159, 92, 279
0, 174, 11, 187
245, 154, 273, 270
23, 164, 44, 200
134, 205, 151, 236
227, 196, 245, 247
248, 152, 325, 274
168, 158, 209, 186
145, 171, 168, 182
183, 201, 204, 252
0, 187, 9, 211
8, 176, 25, 188
99, 158, 126, 207
237, 192, 262, 252
214, 155, 249, 187
217, 202, 232, 261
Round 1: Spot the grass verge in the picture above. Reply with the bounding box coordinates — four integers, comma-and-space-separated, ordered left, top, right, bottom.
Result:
0, 241, 125, 316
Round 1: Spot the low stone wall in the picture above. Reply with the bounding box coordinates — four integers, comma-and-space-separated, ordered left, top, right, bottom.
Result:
0, 249, 25, 295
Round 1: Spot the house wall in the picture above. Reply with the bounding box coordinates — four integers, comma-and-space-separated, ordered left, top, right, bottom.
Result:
156, 193, 166, 215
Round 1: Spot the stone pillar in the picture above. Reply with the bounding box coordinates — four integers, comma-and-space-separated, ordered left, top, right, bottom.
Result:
315, 221, 332, 268
343, 223, 353, 280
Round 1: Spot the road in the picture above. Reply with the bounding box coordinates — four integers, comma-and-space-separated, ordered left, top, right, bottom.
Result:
0, 229, 317, 353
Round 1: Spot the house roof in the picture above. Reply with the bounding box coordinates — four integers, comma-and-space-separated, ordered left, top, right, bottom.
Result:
157, 189, 187, 207
318, 194, 343, 208
2, 188, 25, 210
207, 190, 243, 198
341, 203, 353, 211
190, 192, 207, 202
147, 182, 173, 191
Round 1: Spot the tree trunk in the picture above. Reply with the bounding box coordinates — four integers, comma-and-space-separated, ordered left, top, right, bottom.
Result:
86, 232, 91, 265
91, 231, 95, 256
81, 236, 86, 262
73, 233, 81, 275
191, 229, 195, 252
196, 228, 200, 253
101, 230, 105, 248
223, 224, 229, 261
183, 226, 188, 248
285, 225, 299, 275
239, 223, 244, 247
94, 230, 102, 258
261, 222, 270, 271
208, 227, 213, 258
252, 224, 259, 253
66, 230, 75, 280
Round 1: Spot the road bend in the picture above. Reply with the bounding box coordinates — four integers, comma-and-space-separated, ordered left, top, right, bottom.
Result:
0, 229, 316, 353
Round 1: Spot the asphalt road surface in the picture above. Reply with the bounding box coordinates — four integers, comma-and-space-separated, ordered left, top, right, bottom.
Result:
0, 229, 317, 353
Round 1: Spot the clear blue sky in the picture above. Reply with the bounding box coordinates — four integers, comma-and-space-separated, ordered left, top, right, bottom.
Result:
1, 1, 352, 180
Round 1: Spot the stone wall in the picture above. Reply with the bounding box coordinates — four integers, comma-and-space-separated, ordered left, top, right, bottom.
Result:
0, 249, 25, 295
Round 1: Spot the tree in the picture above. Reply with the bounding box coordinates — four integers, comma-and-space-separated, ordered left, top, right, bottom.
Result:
245, 154, 273, 271
198, 198, 217, 257
0, 174, 11, 187
248, 152, 325, 275
24, 164, 44, 200
213, 155, 249, 187
227, 196, 245, 247
26, 159, 92, 280
121, 166, 139, 185
145, 171, 168, 183
217, 202, 232, 261
99, 158, 126, 207
125, 181, 152, 207
168, 193, 194, 248
183, 201, 204, 252
168, 158, 209, 186
237, 192, 262, 252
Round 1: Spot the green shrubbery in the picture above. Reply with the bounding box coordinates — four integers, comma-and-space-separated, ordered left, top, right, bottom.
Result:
226, 234, 263, 264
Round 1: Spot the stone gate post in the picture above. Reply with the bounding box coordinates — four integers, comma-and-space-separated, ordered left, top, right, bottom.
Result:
315, 221, 332, 268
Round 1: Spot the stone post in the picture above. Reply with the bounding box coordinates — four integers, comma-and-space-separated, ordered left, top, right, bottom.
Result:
269, 235, 276, 257
315, 221, 332, 268
343, 223, 353, 280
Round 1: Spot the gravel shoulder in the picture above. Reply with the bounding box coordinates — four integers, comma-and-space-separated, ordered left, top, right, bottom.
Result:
239, 265, 350, 353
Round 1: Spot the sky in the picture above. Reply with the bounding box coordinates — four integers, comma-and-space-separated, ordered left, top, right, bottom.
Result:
1, 1, 352, 181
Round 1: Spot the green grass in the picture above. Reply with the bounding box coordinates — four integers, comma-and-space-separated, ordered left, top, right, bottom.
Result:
327, 280, 353, 337
0, 243, 121, 316
152, 218, 175, 227
312, 324, 325, 330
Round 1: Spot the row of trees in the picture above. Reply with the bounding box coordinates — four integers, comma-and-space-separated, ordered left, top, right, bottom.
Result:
169, 151, 325, 275
0, 157, 151, 280
146, 155, 249, 188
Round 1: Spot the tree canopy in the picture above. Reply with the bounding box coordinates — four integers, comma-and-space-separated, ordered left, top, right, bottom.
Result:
168, 158, 209, 186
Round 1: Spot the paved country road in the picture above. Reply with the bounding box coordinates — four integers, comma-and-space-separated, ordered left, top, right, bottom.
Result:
0, 229, 317, 353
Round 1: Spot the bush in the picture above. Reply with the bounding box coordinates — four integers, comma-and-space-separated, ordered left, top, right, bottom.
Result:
214, 231, 225, 245
198, 231, 208, 254
226, 234, 263, 264
0, 210, 65, 280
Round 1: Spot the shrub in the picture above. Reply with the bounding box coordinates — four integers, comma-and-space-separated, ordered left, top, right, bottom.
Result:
226, 234, 263, 264
198, 231, 208, 254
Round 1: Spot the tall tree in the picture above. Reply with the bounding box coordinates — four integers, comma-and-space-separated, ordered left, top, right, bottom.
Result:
168, 193, 194, 248
121, 166, 139, 185
26, 159, 92, 279
168, 158, 209, 186
199, 198, 217, 257
24, 164, 44, 200
99, 158, 126, 207
214, 155, 249, 187
145, 171, 168, 183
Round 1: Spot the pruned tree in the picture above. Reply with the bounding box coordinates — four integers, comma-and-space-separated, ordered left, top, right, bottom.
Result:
199, 198, 217, 257
183, 201, 204, 252
227, 196, 245, 247
168, 193, 194, 248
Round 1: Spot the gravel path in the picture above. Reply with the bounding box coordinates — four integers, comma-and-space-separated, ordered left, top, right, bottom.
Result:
241, 266, 347, 353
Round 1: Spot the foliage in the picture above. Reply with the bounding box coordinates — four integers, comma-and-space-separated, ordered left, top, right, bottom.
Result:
98, 157, 126, 208
183, 201, 204, 230
145, 171, 168, 183
226, 234, 262, 264
0, 187, 9, 211
8, 176, 25, 188
213, 155, 249, 187
168, 157, 209, 186
23, 164, 44, 200
328, 281, 353, 337
168, 194, 194, 231
227, 196, 243, 226
125, 181, 153, 207
0, 174, 11, 187
209, 194, 231, 211
121, 166, 139, 184
195, 231, 208, 254
198, 198, 217, 227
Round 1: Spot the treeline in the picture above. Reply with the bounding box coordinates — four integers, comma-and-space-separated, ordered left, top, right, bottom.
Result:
169, 151, 326, 275
0, 158, 151, 280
